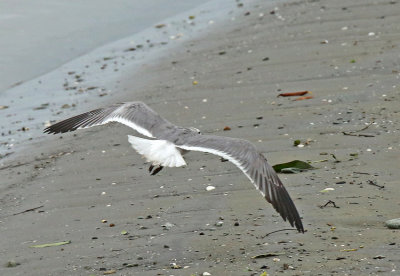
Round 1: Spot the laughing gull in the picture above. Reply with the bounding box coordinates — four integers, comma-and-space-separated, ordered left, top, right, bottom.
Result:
44, 102, 304, 233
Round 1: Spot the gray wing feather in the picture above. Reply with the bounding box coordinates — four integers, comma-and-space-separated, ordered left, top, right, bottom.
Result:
44, 102, 177, 138
176, 134, 304, 233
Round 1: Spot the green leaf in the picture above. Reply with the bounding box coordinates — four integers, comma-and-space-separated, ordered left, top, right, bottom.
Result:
273, 160, 315, 173
29, 240, 71, 248
5, 261, 20, 267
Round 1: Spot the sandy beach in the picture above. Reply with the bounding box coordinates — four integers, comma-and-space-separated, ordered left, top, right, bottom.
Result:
1, 0, 399, 275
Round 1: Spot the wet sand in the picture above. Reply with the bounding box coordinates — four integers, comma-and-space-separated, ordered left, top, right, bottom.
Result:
1, 0, 400, 275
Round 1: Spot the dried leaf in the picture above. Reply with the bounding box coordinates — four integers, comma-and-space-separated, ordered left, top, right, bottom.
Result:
293, 96, 314, 101
278, 91, 310, 97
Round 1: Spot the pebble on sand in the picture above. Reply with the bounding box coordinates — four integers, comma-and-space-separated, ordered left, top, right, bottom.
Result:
385, 218, 400, 229
161, 222, 174, 230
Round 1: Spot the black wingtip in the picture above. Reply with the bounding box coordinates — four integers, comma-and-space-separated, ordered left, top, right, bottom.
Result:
294, 215, 305, 233
43, 125, 64, 134
257, 156, 304, 233
43, 126, 55, 134
43, 127, 55, 134
43, 120, 79, 134
270, 182, 304, 233
283, 189, 304, 233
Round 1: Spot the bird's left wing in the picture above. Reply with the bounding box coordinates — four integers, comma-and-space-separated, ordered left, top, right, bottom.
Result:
176, 134, 304, 233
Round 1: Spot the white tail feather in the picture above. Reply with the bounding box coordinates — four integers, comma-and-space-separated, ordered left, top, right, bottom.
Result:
127, 135, 186, 167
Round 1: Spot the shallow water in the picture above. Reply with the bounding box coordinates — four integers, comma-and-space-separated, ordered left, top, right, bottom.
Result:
0, 0, 206, 93
0, 0, 242, 158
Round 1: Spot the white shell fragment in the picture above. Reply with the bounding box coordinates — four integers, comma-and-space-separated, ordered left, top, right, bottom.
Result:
320, 188, 335, 193
206, 185, 215, 191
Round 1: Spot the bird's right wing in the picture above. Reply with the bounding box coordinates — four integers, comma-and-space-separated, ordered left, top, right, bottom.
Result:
44, 102, 177, 138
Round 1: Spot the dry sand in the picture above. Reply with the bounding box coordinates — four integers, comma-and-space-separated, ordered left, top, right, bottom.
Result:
1, 0, 400, 275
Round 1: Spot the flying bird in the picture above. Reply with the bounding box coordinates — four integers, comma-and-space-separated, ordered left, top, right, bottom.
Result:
44, 102, 304, 233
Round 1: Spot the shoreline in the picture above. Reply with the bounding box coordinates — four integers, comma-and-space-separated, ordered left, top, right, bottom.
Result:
0, 0, 209, 93
1, 0, 399, 275
0, 0, 256, 160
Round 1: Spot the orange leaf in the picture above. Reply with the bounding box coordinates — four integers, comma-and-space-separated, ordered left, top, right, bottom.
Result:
293, 96, 313, 101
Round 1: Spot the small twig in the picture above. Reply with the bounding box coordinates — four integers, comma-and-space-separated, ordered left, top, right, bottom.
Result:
320, 200, 339, 209
367, 180, 384, 189
356, 121, 375, 132
320, 121, 375, 136
342, 132, 375, 137
0, 161, 29, 171
342, 121, 375, 137
330, 154, 341, 163
319, 130, 339, 135
353, 171, 370, 175
262, 228, 299, 238
12, 205, 44, 216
